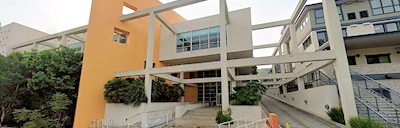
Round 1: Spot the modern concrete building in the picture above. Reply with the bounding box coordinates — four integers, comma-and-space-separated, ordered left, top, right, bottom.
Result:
10, 0, 400, 127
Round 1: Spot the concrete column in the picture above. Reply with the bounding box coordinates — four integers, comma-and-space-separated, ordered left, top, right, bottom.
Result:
272, 64, 277, 82
284, 43, 293, 72
289, 24, 299, 72
278, 47, 285, 73
297, 77, 305, 91
61, 35, 67, 46
33, 42, 39, 50
282, 85, 288, 95
219, 0, 229, 110
180, 72, 185, 102
322, 0, 357, 124
144, 12, 156, 104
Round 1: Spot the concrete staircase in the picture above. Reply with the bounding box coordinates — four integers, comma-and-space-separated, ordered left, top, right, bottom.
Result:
163, 107, 220, 128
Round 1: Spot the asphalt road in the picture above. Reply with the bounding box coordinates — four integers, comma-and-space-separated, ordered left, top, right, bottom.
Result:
261, 96, 339, 128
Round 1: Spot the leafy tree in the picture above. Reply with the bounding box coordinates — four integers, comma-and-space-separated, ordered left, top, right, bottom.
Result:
251, 66, 258, 75
152, 77, 184, 102
0, 53, 28, 126
104, 78, 147, 106
230, 81, 267, 105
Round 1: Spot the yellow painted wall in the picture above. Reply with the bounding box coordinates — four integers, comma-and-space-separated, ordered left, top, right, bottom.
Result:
73, 0, 186, 127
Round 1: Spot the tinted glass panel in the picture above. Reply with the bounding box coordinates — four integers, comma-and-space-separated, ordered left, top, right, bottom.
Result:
375, 24, 385, 33
360, 11, 369, 18
348, 13, 356, 20
370, 0, 382, 8
386, 23, 398, 32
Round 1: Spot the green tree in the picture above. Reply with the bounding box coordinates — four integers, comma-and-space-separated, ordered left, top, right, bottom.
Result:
230, 81, 267, 105
0, 53, 28, 126
104, 77, 147, 106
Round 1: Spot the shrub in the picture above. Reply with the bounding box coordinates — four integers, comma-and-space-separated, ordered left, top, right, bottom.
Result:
104, 78, 147, 106
349, 117, 383, 128
230, 81, 266, 105
216, 107, 232, 124
326, 107, 345, 124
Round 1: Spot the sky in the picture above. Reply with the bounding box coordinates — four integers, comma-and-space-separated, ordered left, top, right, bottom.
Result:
0, 0, 321, 68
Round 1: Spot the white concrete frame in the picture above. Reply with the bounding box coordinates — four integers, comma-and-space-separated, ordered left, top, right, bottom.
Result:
117, 0, 357, 124
12, 25, 87, 50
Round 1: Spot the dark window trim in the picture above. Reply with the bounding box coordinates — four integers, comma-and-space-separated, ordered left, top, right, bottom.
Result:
347, 56, 357, 65
369, 0, 400, 15
347, 12, 357, 20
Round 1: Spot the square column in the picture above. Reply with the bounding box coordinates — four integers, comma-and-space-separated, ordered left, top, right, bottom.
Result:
203, 84, 205, 103
61, 35, 68, 46
322, 0, 357, 125
144, 12, 156, 104
180, 72, 185, 102
219, 0, 229, 110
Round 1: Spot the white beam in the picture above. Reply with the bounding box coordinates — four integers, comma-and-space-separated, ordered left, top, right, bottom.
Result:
227, 68, 235, 81
235, 73, 296, 81
121, 0, 206, 22
182, 77, 221, 84
151, 61, 221, 74
252, 19, 290, 30
272, 27, 289, 56
68, 35, 86, 42
12, 25, 87, 49
223, 0, 230, 24
227, 50, 336, 68
297, 60, 333, 77
115, 70, 146, 77
253, 43, 278, 50
290, 0, 307, 23
38, 42, 57, 48
262, 81, 282, 85
154, 74, 182, 83
156, 14, 177, 34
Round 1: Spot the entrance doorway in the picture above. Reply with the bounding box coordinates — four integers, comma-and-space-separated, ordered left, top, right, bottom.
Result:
198, 82, 230, 106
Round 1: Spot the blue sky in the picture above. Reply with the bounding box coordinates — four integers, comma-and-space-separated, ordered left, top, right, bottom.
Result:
0, 0, 321, 68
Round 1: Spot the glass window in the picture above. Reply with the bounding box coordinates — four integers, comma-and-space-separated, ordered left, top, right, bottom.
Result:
209, 26, 220, 48
337, 6, 344, 20
360, 11, 369, 18
385, 23, 399, 32
113, 28, 129, 44
369, 0, 400, 15
315, 9, 325, 24
176, 26, 223, 53
374, 24, 385, 33
342, 28, 347, 37
303, 37, 312, 50
317, 31, 328, 46
199, 29, 209, 49
366, 54, 391, 64
192, 30, 200, 51
348, 56, 357, 65
347, 12, 356, 20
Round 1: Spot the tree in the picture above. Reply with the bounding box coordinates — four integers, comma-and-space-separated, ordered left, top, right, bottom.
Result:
104, 77, 147, 106
0, 53, 28, 127
230, 81, 267, 105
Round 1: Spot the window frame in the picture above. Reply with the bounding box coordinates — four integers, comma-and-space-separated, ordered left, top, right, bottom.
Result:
347, 12, 357, 20
302, 37, 312, 50
175, 26, 221, 53
365, 54, 391, 64
112, 28, 129, 44
369, 0, 400, 15
314, 5, 344, 24
347, 56, 357, 65
359, 10, 369, 18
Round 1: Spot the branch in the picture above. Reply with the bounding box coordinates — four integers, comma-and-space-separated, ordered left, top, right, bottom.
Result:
1, 106, 5, 126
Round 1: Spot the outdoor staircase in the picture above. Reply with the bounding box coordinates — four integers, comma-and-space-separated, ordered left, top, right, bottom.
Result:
319, 69, 400, 127
163, 107, 220, 128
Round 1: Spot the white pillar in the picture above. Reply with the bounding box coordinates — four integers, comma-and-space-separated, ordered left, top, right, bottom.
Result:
33, 42, 39, 50
219, 0, 229, 110
272, 64, 277, 82
278, 47, 285, 73
180, 72, 185, 102
322, 0, 357, 125
61, 35, 67, 46
284, 43, 293, 72
289, 24, 299, 73
297, 77, 305, 91
144, 12, 156, 104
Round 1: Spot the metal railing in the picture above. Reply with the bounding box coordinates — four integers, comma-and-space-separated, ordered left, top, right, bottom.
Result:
236, 118, 269, 128
125, 106, 176, 128
218, 116, 252, 128
355, 97, 395, 126
317, 71, 340, 98
90, 119, 113, 128
350, 69, 400, 106
146, 113, 169, 128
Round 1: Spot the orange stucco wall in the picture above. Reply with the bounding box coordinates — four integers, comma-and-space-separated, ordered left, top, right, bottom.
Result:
73, 0, 186, 127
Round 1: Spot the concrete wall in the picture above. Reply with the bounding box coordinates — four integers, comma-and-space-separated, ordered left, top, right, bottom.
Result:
104, 102, 186, 126
267, 85, 340, 119
231, 105, 262, 121
347, 45, 400, 66
159, 8, 253, 62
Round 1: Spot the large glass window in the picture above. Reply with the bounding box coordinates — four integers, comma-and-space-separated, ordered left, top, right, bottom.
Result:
375, 24, 385, 33
314, 6, 344, 24
386, 22, 399, 32
374, 22, 400, 33
369, 0, 400, 15
176, 26, 222, 53
366, 54, 391, 64
317, 31, 328, 46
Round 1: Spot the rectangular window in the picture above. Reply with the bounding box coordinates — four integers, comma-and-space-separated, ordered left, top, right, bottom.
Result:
299, 15, 309, 31
374, 24, 385, 33
385, 22, 399, 32
360, 10, 369, 18
317, 31, 328, 46
176, 26, 222, 53
369, 0, 400, 15
314, 6, 343, 24
348, 56, 357, 65
366, 54, 391, 64
347, 12, 356, 20
113, 28, 129, 44
303, 37, 312, 50
342, 28, 347, 37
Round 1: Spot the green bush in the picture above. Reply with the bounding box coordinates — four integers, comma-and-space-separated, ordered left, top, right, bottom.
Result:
326, 107, 345, 124
216, 107, 232, 124
349, 117, 383, 128
104, 78, 147, 106
230, 81, 266, 105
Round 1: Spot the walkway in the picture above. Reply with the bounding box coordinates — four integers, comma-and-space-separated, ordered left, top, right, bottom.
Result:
164, 107, 220, 128
261, 96, 339, 128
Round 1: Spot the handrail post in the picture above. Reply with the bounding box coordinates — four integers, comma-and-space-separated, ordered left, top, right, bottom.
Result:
396, 109, 399, 125
358, 86, 361, 98
367, 107, 370, 118
375, 97, 379, 112
365, 79, 368, 89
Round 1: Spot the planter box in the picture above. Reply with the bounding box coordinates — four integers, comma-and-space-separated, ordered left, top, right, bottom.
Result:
231, 105, 262, 120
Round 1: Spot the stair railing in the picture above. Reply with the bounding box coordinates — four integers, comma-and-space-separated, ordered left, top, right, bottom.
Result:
350, 69, 400, 106
354, 83, 400, 124
236, 118, 270, 128
146, 113, 169, 128
318, 71, 340, 98
218, 116, 252, 128
355, 97, 393, 125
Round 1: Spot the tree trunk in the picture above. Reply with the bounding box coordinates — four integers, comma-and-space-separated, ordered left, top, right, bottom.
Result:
0, 106, 5, 127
